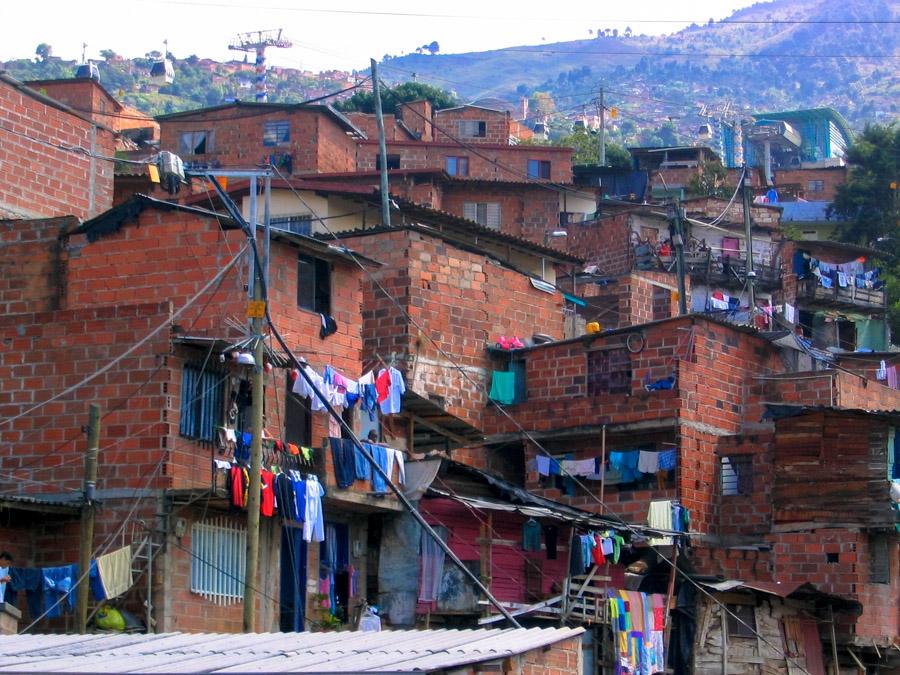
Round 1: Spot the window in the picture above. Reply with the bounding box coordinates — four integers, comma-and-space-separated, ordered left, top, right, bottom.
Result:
179, 130, 214, 155
587, 348, 631, 396
725, 603, 756, 638
297, 254, 331, 314
190, 517, 246, 605
458, 120, 486, 138
263, 120, 290, 146
445, 156, 469, 177
270, 215, 311, 236
869, 534, 890, 584
463, 202, 501, 229
179, 363, 224, 442
375, 154, 401, 170
807, 179, 825, 193
527, 159, 551, 179
720, 455, 752, 496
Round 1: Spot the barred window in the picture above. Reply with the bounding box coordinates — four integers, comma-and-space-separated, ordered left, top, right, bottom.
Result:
191, 517, 246, 605
179, 364, 224, 442
263, 120, 290, 146
587, 348, 631, 396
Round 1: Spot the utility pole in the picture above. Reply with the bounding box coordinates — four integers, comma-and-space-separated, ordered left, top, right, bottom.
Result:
672, 200, 688, 315
741, 165, 756, 308
598, 86, 606, 166
371, 59, 391, 227
242, 179, 267, 633
76, 403, 100, 633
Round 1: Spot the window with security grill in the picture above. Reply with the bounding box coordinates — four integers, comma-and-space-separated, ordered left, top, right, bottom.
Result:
458, 120, 486, 138
869, 533, 890, 584
179, 364, 225, 442
463, 202, 501, 229
587, 348, 631, 395
270, 215, 312, 236
720, 455, 753, 496
190, 517, 246, 605
263, 121, 290, 146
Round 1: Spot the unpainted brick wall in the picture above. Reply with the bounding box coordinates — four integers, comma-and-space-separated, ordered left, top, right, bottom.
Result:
774, 167, 847, 202
157, 107, 357, 175
432, 106, 512, 146
341, 229, 565, 428
0, 216, 74, 315
0, 77, 114, 219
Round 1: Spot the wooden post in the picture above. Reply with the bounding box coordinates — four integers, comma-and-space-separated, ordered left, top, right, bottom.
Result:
662, 544, 679, 656
599, 425, 607, 513
829, 605, 841, 675
76, 403, 100, 633
721, 604, 729, 675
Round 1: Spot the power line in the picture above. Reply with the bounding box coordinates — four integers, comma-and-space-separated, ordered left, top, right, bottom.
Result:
266, 163, 812, 672
134, 1, 900, 25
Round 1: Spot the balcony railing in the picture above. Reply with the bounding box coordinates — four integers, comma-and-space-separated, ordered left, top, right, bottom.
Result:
796, 277, 885, 310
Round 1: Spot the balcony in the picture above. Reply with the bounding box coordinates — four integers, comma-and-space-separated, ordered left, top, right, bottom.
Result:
653, 249, 782, 291
796, 276, 885, 311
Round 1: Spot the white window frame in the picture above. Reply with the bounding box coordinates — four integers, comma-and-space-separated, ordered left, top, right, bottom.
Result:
463, 201, 501, 229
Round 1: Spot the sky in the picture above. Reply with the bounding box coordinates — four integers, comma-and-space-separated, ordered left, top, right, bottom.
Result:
4, 0, 761, 73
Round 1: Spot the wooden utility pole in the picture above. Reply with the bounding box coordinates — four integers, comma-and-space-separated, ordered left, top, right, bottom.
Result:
371, 58, 391, 227
672, 200, 688, 315
76, 403, 100, 633
242, 181, 267, 633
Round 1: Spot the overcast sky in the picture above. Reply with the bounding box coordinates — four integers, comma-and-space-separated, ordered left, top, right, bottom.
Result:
5, 0, 760, 72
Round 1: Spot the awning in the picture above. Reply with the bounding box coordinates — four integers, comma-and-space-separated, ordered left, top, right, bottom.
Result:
699, 579, 861, 614
400, 390, 484, 450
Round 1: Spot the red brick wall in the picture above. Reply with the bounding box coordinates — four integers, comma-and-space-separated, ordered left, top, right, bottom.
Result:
566, 213, 632, 277
440, 182, 561, 243
25, 79, 124, 131
0, 302, 172, 494
0, 217, 74, 315
341, 229, 565, 428
0, 77, 114, 219
356, 140, 573, 183
432, 107, 512, 145
774, 167, 847, 202
157, 107, 357, 175
397, 100, 432, 141
757, 370, 900, 412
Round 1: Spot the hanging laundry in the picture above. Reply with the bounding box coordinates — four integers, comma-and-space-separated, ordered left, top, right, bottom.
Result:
328, 437, 355, 489
418, 527, 447, 603
42, 565, 77, 618
319, 313, 338, 339
637, 450, 659, 474
488, 371, 516, 405
303, 476, 325, 542
375, 369, 391, 404
784, 303, 796, 324
260, 469, 276, 516
366, 443, 390, 493
8, 568, 43, 620
542, 525, 558, 560
275, 472, 297, 521
657, 449, 677, 471
353, 443, 371, 481
522, 519, 542, 551
609, 451, 640, 482
379, 367, 406, 415
647, 500, 674, 546
561, 458, 597, 476
535, 455, 551, 476
591, 534, 606, 566
95, 545, 133, 600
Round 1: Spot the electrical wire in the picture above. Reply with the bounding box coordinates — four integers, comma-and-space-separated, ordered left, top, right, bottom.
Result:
265, 163, 813, 672
0, 242, 248, 430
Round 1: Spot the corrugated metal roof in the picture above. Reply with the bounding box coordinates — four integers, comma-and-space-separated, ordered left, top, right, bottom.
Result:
0, 628, 583, 673
780, 201, 847, 223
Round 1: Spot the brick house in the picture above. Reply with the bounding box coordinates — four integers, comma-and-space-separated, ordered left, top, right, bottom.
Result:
0, 194, 395, 633
156, 102, 367, 175
0, 73, 115, 220
474, 308, 899, 669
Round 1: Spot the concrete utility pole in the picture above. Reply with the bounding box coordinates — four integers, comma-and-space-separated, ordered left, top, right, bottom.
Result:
371, 59, 391, 227
76, 403, 100, 633
672, 201, 688, 315
598, 86, 606, 166
741, 165, 756, 308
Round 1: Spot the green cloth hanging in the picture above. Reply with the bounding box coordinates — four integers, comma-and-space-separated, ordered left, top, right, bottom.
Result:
489, 371, 516, 404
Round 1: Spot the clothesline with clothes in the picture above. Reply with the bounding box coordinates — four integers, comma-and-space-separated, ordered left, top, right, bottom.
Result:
793, 251, 881, 291
569, 529, 628, 573
328, 437, 406, 494
533, 448, 678, 483
5, 545, 134, 622
217, 457, 325, 543
609, 589, 668, 675
291, 363, 407, 425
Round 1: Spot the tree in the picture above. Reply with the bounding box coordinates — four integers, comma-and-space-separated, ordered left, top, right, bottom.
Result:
99, 49, 117, 62
335, 81, 457, 114
426, 41, 440, 55
35, 43, 52, 62
686, 160, 731, 198
555, 127, 631, 169
830, 123, 900, 340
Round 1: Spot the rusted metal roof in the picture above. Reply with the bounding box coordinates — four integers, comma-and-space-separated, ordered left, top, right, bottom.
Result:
0, 627, 583, 673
